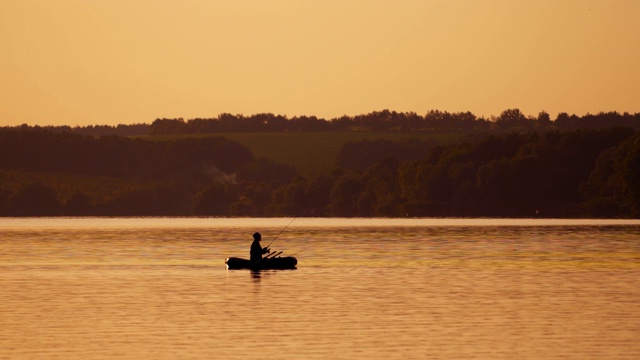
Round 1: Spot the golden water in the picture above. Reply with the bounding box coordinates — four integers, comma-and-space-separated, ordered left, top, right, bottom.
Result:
1, 218, 639, 359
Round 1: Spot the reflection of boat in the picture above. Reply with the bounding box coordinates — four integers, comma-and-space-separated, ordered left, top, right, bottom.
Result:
225, 256, 297, 270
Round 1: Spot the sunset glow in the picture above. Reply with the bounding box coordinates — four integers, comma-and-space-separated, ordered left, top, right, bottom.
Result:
1, 0, 638, 126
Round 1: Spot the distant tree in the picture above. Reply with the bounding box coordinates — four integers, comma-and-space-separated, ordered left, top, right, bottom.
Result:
304, 171, 339, 216
0, 187, 9, 216
580, 144, 631, 217
537, 111, 552, 128
327, 173, 364, 216
192, 182, 238, 216
150, 118, 187, 135
231, 182, 272, 216
555, 112, 580, 130
267, 176, 309, 216
109, 187, 173, 216
451, 180, 484, 216
64, 192, 93, 216
476, 155, 550, 215
400, 161, 452, 216
282, 176, 308, 212
290, 116, 331, 131
8, 182, 61, 216
622, 133, 640, 216
496, 108, 528, 129
361, 157, 403, 216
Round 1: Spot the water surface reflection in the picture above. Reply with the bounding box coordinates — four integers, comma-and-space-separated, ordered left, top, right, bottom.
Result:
1, 218, 639, 359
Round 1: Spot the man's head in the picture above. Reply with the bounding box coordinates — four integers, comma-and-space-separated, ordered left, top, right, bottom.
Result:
253, 232, 261, 241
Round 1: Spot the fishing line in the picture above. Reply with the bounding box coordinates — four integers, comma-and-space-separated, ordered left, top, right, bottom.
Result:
266, 217, 297, 248
289, 244, 315, 256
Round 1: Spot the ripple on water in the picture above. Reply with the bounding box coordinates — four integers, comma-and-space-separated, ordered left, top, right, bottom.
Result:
1, 219, 639, 359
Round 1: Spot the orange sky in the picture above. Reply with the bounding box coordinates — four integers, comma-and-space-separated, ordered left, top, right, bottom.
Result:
1, 0, 639, 126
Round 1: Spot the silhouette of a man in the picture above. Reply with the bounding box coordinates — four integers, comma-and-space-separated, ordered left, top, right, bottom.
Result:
250, 232, 270, 263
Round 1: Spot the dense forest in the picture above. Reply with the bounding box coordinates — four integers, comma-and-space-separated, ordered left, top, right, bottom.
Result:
22, 109, 640, 136
2, 111, 640, 218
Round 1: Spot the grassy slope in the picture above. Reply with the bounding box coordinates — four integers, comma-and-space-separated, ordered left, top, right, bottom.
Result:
147, 132, 464, 178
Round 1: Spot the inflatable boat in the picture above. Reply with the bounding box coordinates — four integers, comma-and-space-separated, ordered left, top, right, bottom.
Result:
225, 255, 297, 270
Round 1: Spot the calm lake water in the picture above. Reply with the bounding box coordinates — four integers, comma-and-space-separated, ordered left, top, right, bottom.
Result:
1, 218, 639, 359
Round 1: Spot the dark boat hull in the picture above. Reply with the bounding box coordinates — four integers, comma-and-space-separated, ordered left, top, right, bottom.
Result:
225, 256, 297, 270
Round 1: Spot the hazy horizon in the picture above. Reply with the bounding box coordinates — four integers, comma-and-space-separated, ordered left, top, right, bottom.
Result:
2, 0, 639, 127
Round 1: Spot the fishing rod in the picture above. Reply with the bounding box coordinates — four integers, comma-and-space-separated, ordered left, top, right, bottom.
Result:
266, 217, 296, 249
288, 244, 315, 256
251, 250, 283, 268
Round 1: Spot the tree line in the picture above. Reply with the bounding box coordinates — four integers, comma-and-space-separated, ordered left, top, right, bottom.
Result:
12, 109, 640, 136
1, 126, 639, 217
326, 128, 640, 218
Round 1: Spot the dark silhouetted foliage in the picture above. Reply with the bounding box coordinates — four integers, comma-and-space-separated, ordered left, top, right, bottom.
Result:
8, 182, 61, 216
1, 123, 639, 218
12, 109, 639, 137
